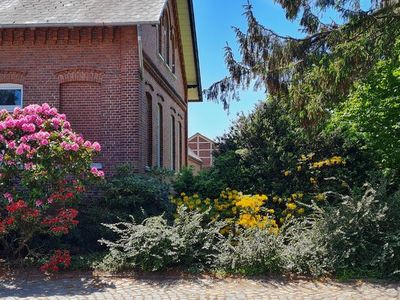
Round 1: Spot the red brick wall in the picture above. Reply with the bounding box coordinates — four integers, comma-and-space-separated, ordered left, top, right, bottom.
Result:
0, 1, 190, 174
60, 81, 103, 161
0, 26, 141, 173
141, 0, 188, 171
188, 134, 215, 168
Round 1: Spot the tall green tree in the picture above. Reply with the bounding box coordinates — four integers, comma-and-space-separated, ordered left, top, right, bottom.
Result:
206, 0, 400, 125
329, 40, 400, 171
210, 100, 375, 195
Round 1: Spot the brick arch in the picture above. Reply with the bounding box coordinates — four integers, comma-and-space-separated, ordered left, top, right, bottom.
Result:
0, 70, 26, 84
145, 81, 155, 92
56, 68, 104, 84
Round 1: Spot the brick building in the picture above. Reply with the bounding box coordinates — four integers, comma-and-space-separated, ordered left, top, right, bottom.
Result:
188, 133, 215, 169
0, 0, 202, 173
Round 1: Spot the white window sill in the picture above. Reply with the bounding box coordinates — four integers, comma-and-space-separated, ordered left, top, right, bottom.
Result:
0, 105, 21, 112
91, 163, 103, 170
158, 54, 177, 79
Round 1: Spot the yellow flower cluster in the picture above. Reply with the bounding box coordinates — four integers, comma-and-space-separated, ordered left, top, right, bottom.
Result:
171, 193, 206, 210
311, 156, 345, 169
314, 193, 327, 201
299, 153, 315, 162
171, 189, 279, 234
235, 194, 267, 212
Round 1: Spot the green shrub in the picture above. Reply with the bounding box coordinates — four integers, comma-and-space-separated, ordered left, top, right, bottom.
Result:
216, 228, 283, 275
97, 207, 225, 272
281, 185, 400, 278
173, 167, 226, 199
280, 215, 334, 277
189, 100, 377, 199
65, 164, 174, 254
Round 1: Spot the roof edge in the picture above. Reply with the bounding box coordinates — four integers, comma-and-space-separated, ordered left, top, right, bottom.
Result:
0, 21, 159, 29
188, 132, 215, 144
187, 0, 203, 102
188, 148, 203, 163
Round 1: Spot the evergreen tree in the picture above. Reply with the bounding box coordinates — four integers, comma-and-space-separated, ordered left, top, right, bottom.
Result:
205, 0, 400, 125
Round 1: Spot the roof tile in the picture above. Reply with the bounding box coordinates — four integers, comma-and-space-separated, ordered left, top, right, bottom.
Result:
0, 0, 167, 28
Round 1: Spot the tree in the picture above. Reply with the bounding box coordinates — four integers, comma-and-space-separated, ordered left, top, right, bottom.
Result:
209, 100, 375, 195
329, 39, 400, 171
205, 0, 400, 125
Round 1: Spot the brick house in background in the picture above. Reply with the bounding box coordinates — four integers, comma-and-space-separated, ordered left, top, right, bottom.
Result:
188, 147, 203, 173
0, 0, 202, 173
188, 133, 215, 169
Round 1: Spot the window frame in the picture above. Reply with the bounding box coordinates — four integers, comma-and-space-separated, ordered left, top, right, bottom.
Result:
178, 121, 182, 170
158, 8, 176, 75
0, 83, 23, 112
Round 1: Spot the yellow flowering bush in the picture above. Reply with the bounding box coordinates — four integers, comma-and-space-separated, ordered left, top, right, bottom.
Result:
171, 154, 347, 234
171, 190, 287, 235
172, 190, 275, 233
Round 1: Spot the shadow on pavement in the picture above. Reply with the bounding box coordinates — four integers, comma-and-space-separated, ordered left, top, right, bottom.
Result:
0, 274, 116, 298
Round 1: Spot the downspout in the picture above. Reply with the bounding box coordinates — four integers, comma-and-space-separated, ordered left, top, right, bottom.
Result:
137, 24, 144, 79
137, 24, 146, 172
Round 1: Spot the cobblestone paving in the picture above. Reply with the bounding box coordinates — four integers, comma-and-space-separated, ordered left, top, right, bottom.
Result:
1, 273, 399, 300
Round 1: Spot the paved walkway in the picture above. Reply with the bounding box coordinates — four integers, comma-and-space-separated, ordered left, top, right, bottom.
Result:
0, 273, 399, 299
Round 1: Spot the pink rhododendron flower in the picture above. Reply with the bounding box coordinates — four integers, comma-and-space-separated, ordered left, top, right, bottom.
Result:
92, 142, 101, 152
90, 167, 105, 178
0, 103, 103, 272
3, 193, 13, 203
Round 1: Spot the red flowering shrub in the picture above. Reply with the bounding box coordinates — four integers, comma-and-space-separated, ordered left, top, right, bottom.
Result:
0, 103, 103, 269
40, 250, 71, 273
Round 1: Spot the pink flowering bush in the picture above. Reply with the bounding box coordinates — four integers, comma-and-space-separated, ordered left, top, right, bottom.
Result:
0, 103, 103, 268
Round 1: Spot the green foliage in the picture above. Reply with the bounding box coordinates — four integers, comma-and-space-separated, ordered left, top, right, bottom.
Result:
216, 228, 284, 275
173, 167, 226, 199
65, 164, 174, 254
97, 182, 400, 278
200, 100, 376, 196
205, 1, 400, 125
282, 185, 400, 278
329, 41, 400, 171
97, 207, 225, 272
100, 165, 173, 220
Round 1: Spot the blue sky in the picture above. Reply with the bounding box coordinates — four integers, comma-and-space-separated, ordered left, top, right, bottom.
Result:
188, 0, 371, 140
188, 0, 303, 140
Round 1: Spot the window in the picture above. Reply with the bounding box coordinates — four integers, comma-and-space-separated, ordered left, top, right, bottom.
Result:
164, 12, 170, 66
158, 18, 163, 56
170, 115, 176, 171
0, 84, 23, 111
156, 104, 163, 167
171, 33, 176, 73
158, 8, 175, 72
178, 122, 183, 169
146, 93, 153, 167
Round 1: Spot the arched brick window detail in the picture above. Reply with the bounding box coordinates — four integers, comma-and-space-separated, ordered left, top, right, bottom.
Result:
57, 69, 104, 160
0, 70, 26, 84
56, 69, 104, 85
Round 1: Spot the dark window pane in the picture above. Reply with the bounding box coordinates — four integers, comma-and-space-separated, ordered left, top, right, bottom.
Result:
0, 89, 22, 106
